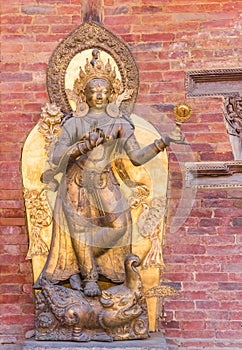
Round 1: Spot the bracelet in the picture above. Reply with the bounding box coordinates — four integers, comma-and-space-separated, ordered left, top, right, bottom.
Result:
154, 139, 166, 152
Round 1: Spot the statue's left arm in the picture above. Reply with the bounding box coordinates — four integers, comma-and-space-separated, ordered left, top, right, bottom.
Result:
124, 134, 169, 166
120, 117, 186, 166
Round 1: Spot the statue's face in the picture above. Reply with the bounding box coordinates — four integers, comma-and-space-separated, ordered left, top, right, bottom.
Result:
85, 79, 112, 111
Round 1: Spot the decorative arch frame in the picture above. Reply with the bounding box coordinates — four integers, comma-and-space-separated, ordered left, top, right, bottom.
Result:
47, 20, 139, 117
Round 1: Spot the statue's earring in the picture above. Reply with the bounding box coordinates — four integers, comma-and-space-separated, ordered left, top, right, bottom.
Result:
66, 88, 89, 117
106, 92, 120, 118
106, 102, 119, 118
74, 102, 89, 117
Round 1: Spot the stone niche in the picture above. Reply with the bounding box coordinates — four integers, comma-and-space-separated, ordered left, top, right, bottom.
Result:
185, 68, 242, 188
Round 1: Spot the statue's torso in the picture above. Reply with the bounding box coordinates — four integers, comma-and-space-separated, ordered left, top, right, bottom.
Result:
70, 113, 132, 171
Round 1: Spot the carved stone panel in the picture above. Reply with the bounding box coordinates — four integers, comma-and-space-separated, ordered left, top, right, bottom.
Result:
185, 161, 242, 188
185, 68, 242, 97
224, 95, 242, 160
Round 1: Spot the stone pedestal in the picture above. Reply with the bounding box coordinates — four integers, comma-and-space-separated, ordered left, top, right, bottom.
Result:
22, 332, 167, 350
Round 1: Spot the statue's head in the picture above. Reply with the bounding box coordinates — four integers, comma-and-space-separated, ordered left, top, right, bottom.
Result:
84, 78, 113, 111
73, 50, 123, 104
68, 49, 134, 117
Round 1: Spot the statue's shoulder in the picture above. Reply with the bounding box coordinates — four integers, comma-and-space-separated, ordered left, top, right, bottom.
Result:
120, 115, 135, 130
62, 115, 85, 135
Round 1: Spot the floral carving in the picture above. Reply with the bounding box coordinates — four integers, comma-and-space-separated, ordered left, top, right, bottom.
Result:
24, 189, 52, 259
38, 102, 63, 144
145, 285, 179, 299
137, 197, 166, 270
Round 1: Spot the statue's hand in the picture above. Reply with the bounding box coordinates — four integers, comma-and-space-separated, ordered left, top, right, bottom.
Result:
88, 129, 105, 148
166, 125, 188, 145
40, 168, 59, 192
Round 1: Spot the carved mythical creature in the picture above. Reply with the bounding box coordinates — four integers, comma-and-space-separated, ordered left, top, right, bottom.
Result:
36, 255, 148, 341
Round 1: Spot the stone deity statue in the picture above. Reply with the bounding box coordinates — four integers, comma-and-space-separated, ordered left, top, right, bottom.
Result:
22, 21, 186, 342
37, 50, 184, 298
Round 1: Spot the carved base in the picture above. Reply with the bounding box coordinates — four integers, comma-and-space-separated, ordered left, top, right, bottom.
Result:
34, 256, 149, 342
23, 332, 168, 349
35, 288, 148, 342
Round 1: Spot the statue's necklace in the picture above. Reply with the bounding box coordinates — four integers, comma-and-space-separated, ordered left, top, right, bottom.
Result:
83, 113, 111, 128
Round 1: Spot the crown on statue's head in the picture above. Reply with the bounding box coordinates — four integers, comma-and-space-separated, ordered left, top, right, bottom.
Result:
73, 49, 124, 96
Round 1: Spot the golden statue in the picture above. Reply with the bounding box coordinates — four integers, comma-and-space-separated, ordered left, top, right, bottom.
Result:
22, 21, 188, 342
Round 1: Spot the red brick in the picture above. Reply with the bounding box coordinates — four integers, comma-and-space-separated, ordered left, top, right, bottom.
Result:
2, 315, 34, 326
217, 226, 241, 235
216, 330, 242, 339
0, 284, 23, 294
196, 189, 227, 199
180, 321, 205, 330
131, 5, 163, 14
1, 304, 22, 314
1, 72, 32, 82
165, 301, 195, 310
201, 235, 235, 246
188, 226, 217, 235
181, 330, 216, 339
22, 284, 33, 294
230, 321, 242, 330
165, 329, 182, 338
0, 254, 27, 265
120, 34, 141, 43
182, 340, 216, 348
142, 33, 175, 42
105, 15, 141, 26
141, 14, 172, 25
25, 25, 49, 33
219, 282, 242, 290
175, 310, 206, 321
33, 15, 71, 25
1, 15, 32, 25
207, 245, 241, 256
200, 151, 233, 161
195, 273, 228, 282
199, 218, 223, 227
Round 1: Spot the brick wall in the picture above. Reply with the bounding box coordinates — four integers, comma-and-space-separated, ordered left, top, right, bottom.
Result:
1, 0, 242, 348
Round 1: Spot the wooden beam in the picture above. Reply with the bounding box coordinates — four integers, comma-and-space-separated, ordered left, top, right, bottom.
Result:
81, 0, 102, 23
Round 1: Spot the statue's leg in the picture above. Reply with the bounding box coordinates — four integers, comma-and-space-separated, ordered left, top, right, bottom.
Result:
71, 231, 101, 297
92, 177, 132, 255
66, 181, 102, 296
93, 212, 130, 255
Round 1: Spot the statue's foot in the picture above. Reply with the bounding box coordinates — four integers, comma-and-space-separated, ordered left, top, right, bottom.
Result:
70, 274, 83, 291
73, 331, 90, 342
84, 281, 101, 297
